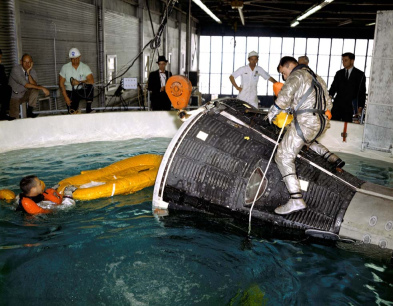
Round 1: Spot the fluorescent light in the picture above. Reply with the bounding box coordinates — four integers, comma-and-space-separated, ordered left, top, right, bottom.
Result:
297, 5, 322, 21
192, 0, 222, 24
366, 22, 376, 26
290, 0, 334, 26
238, 7, 245, 25
338, 19, 352, 26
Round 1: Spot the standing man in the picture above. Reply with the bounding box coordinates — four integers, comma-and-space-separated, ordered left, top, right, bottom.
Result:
329, 52, 366, 122
0, 49, 14, 120
298, 55, 309, 66
59, 48, 95, 114
267, 56, 332, 215
230, 51, 277, 108
8, 54, 49, 119
148, 55, 172, 111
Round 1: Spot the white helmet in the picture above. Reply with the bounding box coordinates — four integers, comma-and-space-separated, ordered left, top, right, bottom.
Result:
69, 48, 81, 58
248, 51, 259, 58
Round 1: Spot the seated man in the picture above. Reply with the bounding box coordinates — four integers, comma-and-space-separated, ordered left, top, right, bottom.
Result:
0, 49, 14, 120
8, 54, 49, 119
59, 48, 95, 114
16, 175, 75, 215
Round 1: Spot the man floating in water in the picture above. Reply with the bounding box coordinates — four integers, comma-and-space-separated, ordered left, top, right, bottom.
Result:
15, 175, 75, 215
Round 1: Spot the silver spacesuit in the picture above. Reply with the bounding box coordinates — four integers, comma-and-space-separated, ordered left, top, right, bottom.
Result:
268, 66, 333, 214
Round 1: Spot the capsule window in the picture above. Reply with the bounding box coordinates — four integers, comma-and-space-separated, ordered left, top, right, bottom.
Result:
245, 167, 267, 204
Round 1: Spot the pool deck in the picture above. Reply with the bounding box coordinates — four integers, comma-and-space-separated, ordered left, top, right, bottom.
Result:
1, 111, 392, 163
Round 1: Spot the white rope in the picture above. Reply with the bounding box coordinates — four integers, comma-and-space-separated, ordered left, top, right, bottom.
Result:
248, 113, 289, 236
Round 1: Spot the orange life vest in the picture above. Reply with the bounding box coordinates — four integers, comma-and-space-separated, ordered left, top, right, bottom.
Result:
18, 188, 62, 215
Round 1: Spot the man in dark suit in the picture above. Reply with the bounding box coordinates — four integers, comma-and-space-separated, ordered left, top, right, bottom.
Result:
147, 55, 172, 110
329, 52, 366, 122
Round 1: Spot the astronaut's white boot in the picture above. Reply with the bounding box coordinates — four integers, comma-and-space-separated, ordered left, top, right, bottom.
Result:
275, 175, 306, 215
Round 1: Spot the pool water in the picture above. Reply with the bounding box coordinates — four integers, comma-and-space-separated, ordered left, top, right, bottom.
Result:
0, 139, 392, 305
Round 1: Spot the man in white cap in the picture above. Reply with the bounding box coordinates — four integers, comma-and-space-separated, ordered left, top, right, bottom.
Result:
229, 51, 277, 108
59, 48, 95, 114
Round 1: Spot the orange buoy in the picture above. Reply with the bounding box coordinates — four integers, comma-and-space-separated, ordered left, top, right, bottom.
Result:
165, 75, 192, 110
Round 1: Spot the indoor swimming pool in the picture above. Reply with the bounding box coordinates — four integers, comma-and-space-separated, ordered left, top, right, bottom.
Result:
0, 138, 392, 305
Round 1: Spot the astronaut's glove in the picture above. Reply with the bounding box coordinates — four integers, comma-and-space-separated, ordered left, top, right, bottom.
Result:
65, 185, 77, 192
266, 103, 282, 124
63, 185, 77, 198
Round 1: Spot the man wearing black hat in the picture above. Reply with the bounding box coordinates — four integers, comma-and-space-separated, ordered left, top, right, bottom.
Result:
147, 55, 172, 110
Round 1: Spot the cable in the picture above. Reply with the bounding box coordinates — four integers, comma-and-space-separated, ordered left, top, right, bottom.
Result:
247, 113, 290, 236
146, 0, 157, 53
61, 0, 177, 109
149, 0, 176, 50
106, 0, 177, 88
70, 77, 95, 100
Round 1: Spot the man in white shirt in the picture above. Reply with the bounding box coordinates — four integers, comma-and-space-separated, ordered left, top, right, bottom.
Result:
59, 48, 95, 114
229, 51, 277, 108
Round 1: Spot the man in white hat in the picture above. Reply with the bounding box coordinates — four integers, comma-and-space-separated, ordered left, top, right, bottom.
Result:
59, 48, 95, 114
229, 51, 277, 108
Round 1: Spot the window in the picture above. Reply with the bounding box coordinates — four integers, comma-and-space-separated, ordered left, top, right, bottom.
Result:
200, 37, 211, 74
343, 39, 355, 54
107, 55, 117, 85
234, 36, 247, 69
282, 38, 294, 56
199, 35, 373, 99
294, 38, 307, 56
247, 37, 259, 53
331, 39, 343, 55
245, 167, 267, 204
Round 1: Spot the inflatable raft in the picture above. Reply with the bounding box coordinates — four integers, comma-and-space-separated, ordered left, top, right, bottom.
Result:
0, 189, 16, 202
153, 98, 393, 256
58, 154, 162, 201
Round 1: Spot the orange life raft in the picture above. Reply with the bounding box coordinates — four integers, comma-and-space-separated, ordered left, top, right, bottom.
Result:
0, 189, 16, 202
56, 154, 163, 201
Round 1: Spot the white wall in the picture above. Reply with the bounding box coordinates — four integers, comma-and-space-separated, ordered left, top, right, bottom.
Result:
0, 112, 182, 153
1, 112, 392, 164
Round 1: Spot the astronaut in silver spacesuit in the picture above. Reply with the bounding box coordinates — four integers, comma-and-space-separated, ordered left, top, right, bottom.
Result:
268, 56, 333, 215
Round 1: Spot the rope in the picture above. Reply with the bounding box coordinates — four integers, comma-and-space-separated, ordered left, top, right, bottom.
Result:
247, 113, 289, 236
